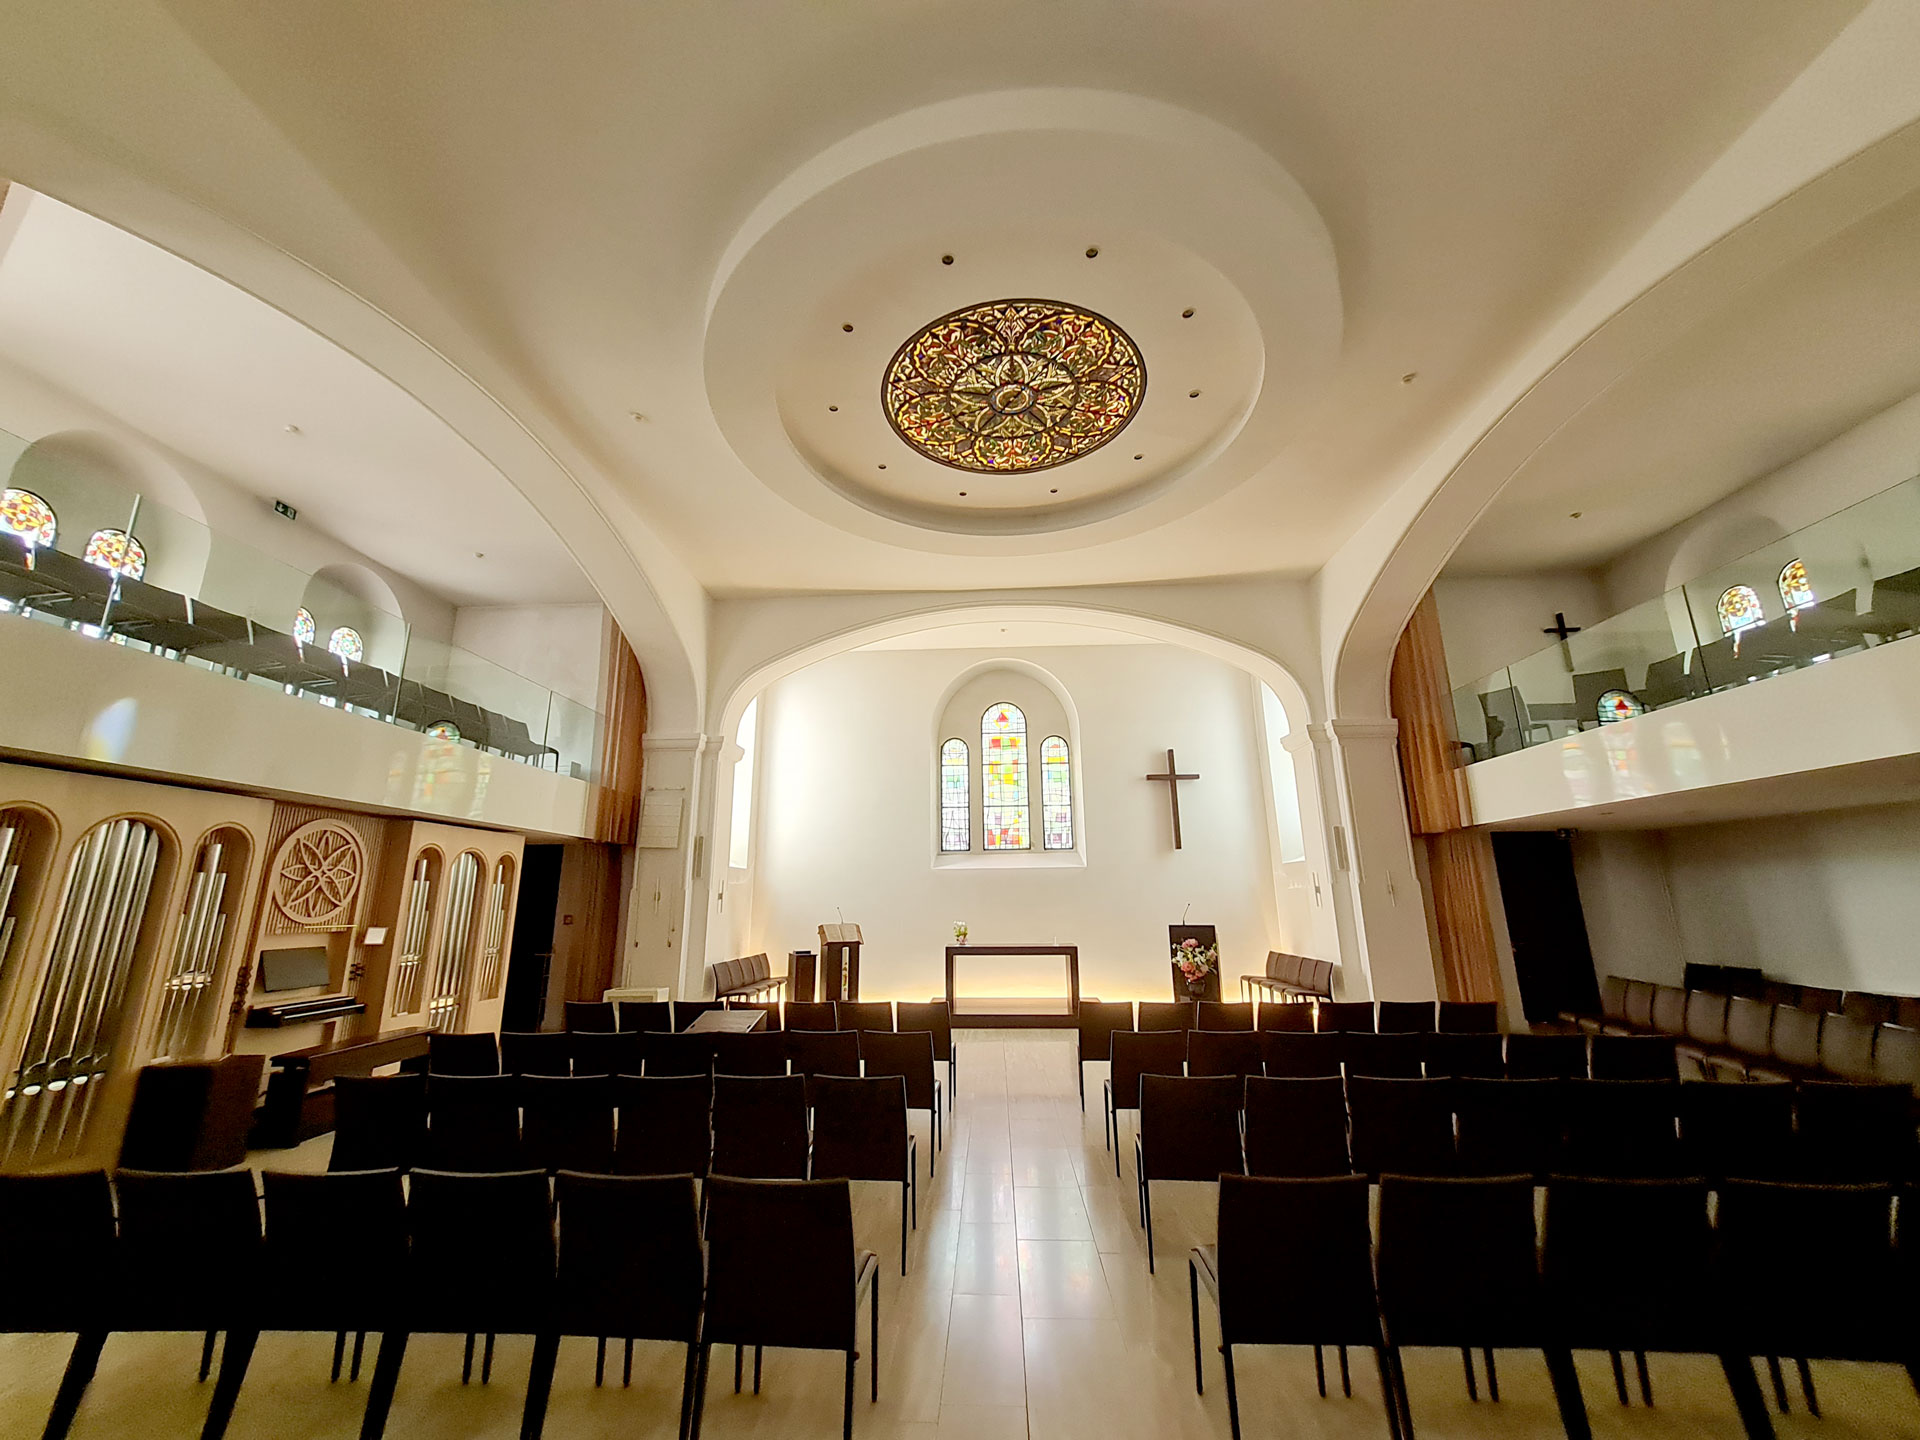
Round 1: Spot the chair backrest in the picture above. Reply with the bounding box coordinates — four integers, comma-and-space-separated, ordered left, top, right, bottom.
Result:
1186, 1030, 1263, 1080
1138, 1001, 1194, 1032
1453, 1077, 1563, 1178
1243, 1075, 1350, 1177
783, 1001, 839, 1032
1819, 1013, 1879, 1082
501, 1030, 574, 1077
261, 1169, 407, 1327
711, 1074, 811, 1179
1257, 1000, 1316, 1032
1599, 976, 1630, 1023
1588, 1034, 1678, 1081
617, 1000, 672, 1033
428, 1030, 501, 1076
1138, 1074, 1244, 1181
1561, 1079, 1681, 1178
1259, 1031, 1345, 1078
1542, 1177, 1711, 1345
1302, 958, 1337, 999
115, 1169, 260, 1328
810, 1074, 910, 1182
568, 1029, 632, 1077
1683, 990, 1731, 1047
552, 1172, 703, 1341
1770, 1005, 1824, 1069
858, 1029, 938, 1109
1714, 1178, 1895, 1355
613, 1074, 711, 1177
565, 1000, 617, 1033
1317, 1000, 1376, 1034
426, 1072, 523, 1171
645, 1031, 717, 1078
1725, 996, 1776, 1058
1376, 1175, 1541, 1347
1435, 1001, 1498, 1034
710, 958, 744, 998
786, 1030, 862, 1094
1423, 1033, 1505, 1078
673, 1000, 723, 1031
520, 1074, 615, 1173
836, 1001, 892, 1033
1504, 1032, 1587, 1079
1621, 980, 1656, 1030
1376, 1000, 1436, 1034
1196, 1001, 1254, 1031
1874, 1023, 1920, 1099
1795, 1080, 1915, 1182
1108, 1031, 1189, 1113
894, 1001, 953, 1060
713, 1031, 789, 1077
1077, 1000, 1138, 1060
1843, 991, 1899, 1026
1677, 1077, 1794, 1181
1649, 985, 1689, 1036
1343, 1032, 1426, 1079
702, 1177, 858, 1351
0, 1172, 116, 1330
1347, 1076, 1456, 1178
330, 1072, 427, 1172
1215, 1174, 1381, 1346
408, 1168, 554, 1332
729, 1000, 783, 1033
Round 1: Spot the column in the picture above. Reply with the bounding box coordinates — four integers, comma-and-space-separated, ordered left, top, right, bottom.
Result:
1326, 718, 1439, 1003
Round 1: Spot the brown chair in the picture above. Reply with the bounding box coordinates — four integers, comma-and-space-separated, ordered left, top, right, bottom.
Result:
728, 1000, 784, 1033
1104, 1031, 1189, 1176
330, 1073, 427, 1172
696, 1177, 880, 1439
784, 1001, 840, 1032
712, 1031, 789, 1077
673, 1001, 723, 1031
836, 1001, 892, 1033
1257, 1000, 1317, 1031
811, 1075, 919, 1274
1260, 1031, 1345, 1078
1589, 1034, 1678, 1081
5, 1173, 125, 1440
1454, 1077, 1563, 1178
1677, 1078, 1795, 1181
711, 1074, 810, 1179
1424, 1033, 1505, 1078
520, 1075, 615, 1173
1505, 1032, 1587, 1079
857, 1030, 943, 1169
426, 1073, 522, 1171
1075, 1000, 1137, 1109
570, 1029, 639, 1079
787, 1030, 862, 1105
1795, 1080, 1916, 1182
524, 1173, 703, 1433
1561, 1079, 1681, 1179
1377, 1001, 1436, 1034
1135, 1074, 1244, 1272
613, 1074, 711, 1177
1243, 1075, 1349, 1179
1437, 1001, 1499, 1034
1347, 1076, 1455, 1179
1196, 1001, 1255, 1031
501, 1031, 573, 1077
1318, 1001, 1377, 1034
1648, 985, 1689, 1037
565, 1000, 617, 1033
644, 1032, 717, 1078
616, 1000, 672, 1033
1342, 1033, 1425, 1078
427, 1031, 501, 1076
1187, 1030, 1262, 1082
895, 1001, 956, 1106
1843, 991, 1900, 1026
1189, 1176, 1400, 1438
1139, 1001, 1195, 1032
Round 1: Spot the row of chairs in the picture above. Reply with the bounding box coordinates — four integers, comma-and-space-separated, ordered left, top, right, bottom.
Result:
1190, 1170, 1920, 1440
0, 1167, 883, 1440
1121, 1073, 1916, 1270
1680, 961, 1920, 1029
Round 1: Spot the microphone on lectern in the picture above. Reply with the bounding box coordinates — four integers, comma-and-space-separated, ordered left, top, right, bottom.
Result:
1182, 903, 1192, 925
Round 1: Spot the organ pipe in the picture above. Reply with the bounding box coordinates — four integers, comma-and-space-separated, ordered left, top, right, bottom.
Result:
391, 858, 432, 1014
475, 866, 509, 1000
153, 841, 229, 1058
427, 854, 479, 1032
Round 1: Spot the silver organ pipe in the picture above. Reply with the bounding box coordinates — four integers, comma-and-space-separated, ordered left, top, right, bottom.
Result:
153, 841, 229, 1059
391, 858, 432, 1014
475, 866, 509, 1000
427, 854, 479, 1032
2, 819, 160, 1164
0, 811, 28, 990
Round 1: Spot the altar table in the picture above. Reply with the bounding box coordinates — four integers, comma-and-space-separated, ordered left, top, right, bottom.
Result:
944, 944, 1080, 1027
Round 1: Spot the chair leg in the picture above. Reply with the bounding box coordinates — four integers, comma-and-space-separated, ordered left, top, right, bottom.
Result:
1388, 1346, 1416, 1440
1483, 1348, 1498, 1403
200, 1328, 259, 1440
351, 1332, 366, 1382
1079, 1061, 1085, 1111
1314, 1344, 1327, 1398
333, 1331, 347, 1382
1340, 1344, 1351, 1398
1720, 1354, 1778, 1440
520, 1333, 559, 1440
1143, 1177, 1156, 1274
358, 1332, 409, 1440
1609, 1350, 1629, 1405
677, 1342, 700, 1440
200, 1330, 217, 1382
483, 1333, 495, 1385
44, 1330, 107, 1440
842, 1351, 856, 1440
689, 1344, 712, 1440
463, 1333, 476, 1384
625, 1338, 635, 1387
1221, 1343, 1241, 1440
1374, 1347, 1404, 1440
595, 1337, 606, 1387
1636, 1350, 1654, 1407
871, 1270, 881, 1403
1794, 1358, 1818, 1418
1542, 1346, 1592, 1440
734, 1343, 744, 1394
1188, 1263, 1205, 1395
753, 1345, 762, 1395
1765, 1354, 1789, 1412
1461, 1347, 1478, 1401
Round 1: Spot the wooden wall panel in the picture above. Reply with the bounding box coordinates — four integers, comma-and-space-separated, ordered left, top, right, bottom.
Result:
1389, 590, 1470, 835
1425, 829, 1503, 1003
588, 622, 647, 845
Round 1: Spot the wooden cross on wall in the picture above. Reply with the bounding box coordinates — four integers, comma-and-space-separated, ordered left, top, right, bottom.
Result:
1145, 748, 1199, 849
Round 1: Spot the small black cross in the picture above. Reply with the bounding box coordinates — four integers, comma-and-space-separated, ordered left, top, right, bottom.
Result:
1542, 612, 1582, 642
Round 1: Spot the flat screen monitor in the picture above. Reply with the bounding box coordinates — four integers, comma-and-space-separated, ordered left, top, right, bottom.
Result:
260, 945, 330, 993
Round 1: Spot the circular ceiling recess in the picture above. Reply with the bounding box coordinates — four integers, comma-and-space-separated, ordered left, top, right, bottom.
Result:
881, 298, 1145, 473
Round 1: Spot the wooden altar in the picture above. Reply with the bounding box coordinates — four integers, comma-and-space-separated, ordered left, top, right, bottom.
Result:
944, 944, 1080, 1028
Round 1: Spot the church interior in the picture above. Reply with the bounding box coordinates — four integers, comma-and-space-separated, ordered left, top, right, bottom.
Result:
4, 3, 1920, 1437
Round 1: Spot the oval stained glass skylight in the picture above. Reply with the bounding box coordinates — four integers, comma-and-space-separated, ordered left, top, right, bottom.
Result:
882, 299, 1146, 474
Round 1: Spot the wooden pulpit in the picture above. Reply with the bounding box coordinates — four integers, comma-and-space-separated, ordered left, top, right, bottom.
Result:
818, 923, 862, 1002
787, 949, 818, 1003
1169, 924, 1222, 1002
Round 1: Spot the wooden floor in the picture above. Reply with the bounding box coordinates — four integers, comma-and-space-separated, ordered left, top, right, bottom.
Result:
1, 1030, 1916, 1438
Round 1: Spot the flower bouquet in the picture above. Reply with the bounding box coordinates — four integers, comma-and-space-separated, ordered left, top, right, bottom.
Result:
953, 921, 969, 944
1173, 935, 1219, 995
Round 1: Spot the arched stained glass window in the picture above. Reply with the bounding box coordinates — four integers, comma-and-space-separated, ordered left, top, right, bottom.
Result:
292, 608, 316, 646
981, 703, 1029, 851
425, 720, 461, 742
940, 739, 970, 852
1717, 585, 1764, 636
83, 528, 145, 580
0, 488, 56, 548
1779, 559, 1815, 613
1041, 736, 1073, 850
328, 626, 364, 662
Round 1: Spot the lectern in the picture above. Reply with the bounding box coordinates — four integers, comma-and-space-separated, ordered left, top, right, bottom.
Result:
1169, 923, 1222, 1002
818, 923, 863, 1002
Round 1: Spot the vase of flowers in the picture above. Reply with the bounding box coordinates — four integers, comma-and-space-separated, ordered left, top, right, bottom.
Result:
1173, 935, 1219, 997
953, 921, 969, 944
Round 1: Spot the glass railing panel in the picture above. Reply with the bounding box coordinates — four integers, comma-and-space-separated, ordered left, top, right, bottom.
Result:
400, 634, 561, 767
543, 692, 600, 783
1452, 667, 1517, 762
1554, 592, 1701, 726
1504, 644, 1581, 745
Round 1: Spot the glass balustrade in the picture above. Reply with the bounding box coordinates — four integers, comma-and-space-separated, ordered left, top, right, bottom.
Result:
0, 439, 604, 782
1451, 474, 1920, 763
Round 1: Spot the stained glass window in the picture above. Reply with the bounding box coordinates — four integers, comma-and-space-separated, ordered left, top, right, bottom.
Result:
981, 703, 1029, 851
1717, 585, 1764, 636
292, 608, 316, 647
328, 626, 364, 662
83, 528, 145, 580
940, 738, 970, 852
425, 721, 461, 742
1596, 689, 1644, 725
0, 488, 56, 548
883, 299, 1146, 473
1041, 736, 1073, 850
1779, 559, 1815, 612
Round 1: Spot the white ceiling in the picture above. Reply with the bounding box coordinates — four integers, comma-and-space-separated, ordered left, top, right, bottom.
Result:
859, 621, 1154, 651
0, 190, 595, 607
123, 0, 1859, 597
1451, 183, 1920, 576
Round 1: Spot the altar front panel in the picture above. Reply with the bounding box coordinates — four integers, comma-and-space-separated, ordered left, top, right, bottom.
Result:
945, 945, 1079, 1024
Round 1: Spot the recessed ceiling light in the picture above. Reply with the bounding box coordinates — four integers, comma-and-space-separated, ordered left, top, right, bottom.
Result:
284, 423, 302, 435
474, 551, 486, 559
1569, 511, 1583, 520
877, 463, 887, 470
628, 410, 648, 422
1401, 372, 1418, 385
1188, 390, 1200, 399
941, 254, 954, 266
828, 405, 839, 412
842, 323, 854, 333
958, 491, 967, 497
1134, 454, 1144, 460
1181, 308, 1195, 319
1085, 246, 1100, 258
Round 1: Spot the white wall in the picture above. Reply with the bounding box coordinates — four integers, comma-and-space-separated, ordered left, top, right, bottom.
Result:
749, 644, 1295, 1002
451, 603, 607, 709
